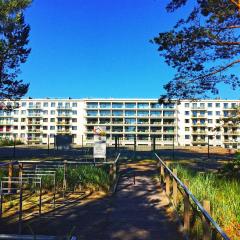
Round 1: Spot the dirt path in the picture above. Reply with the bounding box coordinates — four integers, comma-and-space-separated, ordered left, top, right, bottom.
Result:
0, 156, 183, 239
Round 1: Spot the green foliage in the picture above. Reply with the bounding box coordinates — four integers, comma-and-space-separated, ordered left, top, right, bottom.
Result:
55, 165, 110, 192
0, 0, 32, 104
153, 0, 240, 100
0, 138, 24, 146
172, 164, 240, 237
0, 168, 7, 181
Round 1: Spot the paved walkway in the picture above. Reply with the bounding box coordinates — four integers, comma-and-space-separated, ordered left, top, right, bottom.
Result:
0, 156, 183, 239
104, 160, 183, 240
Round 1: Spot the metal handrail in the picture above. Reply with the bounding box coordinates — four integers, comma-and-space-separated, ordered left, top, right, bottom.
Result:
155, 153, 230, 240
0, 161, 19, 167
114, 153, 121, 164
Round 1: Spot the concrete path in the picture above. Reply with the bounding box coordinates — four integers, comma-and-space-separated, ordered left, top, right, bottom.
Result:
104, 160, 183, 240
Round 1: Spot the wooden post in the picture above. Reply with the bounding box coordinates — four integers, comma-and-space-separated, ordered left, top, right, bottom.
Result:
39, 179, 42, 216
19, 163, 23, 179
166, 174, 170, 196
203, 200, 212, 240
160, 164, 164, 184
173, 169, 178, 206
8, 162, 13, 193
18, 177, 23, 234
113, 162, 117, 182
183, 179, 190, 236
165, 162, 170, 195
63, 160, 67, 195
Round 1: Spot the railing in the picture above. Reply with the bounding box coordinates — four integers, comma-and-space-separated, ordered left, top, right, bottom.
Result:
155, 153, 230, 240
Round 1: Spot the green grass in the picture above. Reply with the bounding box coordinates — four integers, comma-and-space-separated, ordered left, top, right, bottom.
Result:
54, 165, 111, 192
171, 164, 240, 239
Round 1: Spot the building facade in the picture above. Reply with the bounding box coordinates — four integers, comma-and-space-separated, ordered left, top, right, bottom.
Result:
0, 98, 239, 149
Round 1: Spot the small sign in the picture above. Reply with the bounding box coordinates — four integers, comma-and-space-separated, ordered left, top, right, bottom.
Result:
93, 126, 106, 159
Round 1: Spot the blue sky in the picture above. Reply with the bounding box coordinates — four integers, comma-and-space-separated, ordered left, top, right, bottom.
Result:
21, 0, 239, 99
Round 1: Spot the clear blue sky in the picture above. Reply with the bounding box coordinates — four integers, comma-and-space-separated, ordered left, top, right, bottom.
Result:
21, 0, 239, 99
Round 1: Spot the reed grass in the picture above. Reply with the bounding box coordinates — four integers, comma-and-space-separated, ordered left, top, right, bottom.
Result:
172, 164, 240, 239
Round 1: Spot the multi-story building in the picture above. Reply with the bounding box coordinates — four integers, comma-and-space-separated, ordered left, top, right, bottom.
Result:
0, 98, 239, 149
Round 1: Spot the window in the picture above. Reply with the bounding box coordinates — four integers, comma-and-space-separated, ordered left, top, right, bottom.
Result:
185, 103, 190, 108
43, 118, 48, 122
72, 126, 77, 130
43, 126, 48, 130
223, 103, 228, 109
216, 111, 220, 116
185, 127, 190, 131
231, 103, 236, 108
87, 102, 98, 108
216, 135, 221, 140
150, 103, 161, 108
208, 119, 213, 123
50, 134, 55, 138
72, 102, 77, 107
208, 111, 212, 116
21, 126, 25, 130
112, 110, 123, 116
100, 110, 111, 116
14, 118, 18, 122
208, 103, 212, 108
185, 135, 190, 139
50, 126, 55, 130
137, 111, 149, 116
137, 103, 149, 109
72, 118, 77, 122
185, 111, 189, 116
125, 103, 136, 108
99, 103, 111, 108
14, 126, 18, 130
50, 118, 55, 122
72, 110, 77, 115
112, 103, 123, 108
125, 118, 136, 124
43, 102, 48, 107
21, 110, 26, 114
65, 103, 70, 108
58, 102, 63, 107
125, 110, 136, 116
87, 110, 97, 116
14, 110, 19, 115
22, 102, 26, 107
215, 103, 220, 108
150, 111, 161, 116
43, 110, 48, 115
125, 126, 136, 132
50, 110, 55, 115
200, 103, 205, 108
216, 119, 220, 123
192, 103, 197, 109
21, 118, 26, 122
185, 119, 190, 123
51, 102, 55, 107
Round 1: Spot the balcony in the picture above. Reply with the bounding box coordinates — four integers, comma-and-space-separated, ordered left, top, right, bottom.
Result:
28, 121, 41, 125
27, 113, 42, 117
28, 105, 42, 109
223, 131, 240, 136
57, 129, 71, 134
56, 121, 71, 126
192, 131, 207, 135
0, 121, 12, 125
57, 106, 72, 110
27, 129, 42, 134
27, 138, 42, 143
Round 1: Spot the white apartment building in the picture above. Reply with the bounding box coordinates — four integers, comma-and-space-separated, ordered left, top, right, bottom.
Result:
0, 98, 239, 149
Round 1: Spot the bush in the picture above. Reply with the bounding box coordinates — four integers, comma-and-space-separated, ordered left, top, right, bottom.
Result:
0, 138, 24, 146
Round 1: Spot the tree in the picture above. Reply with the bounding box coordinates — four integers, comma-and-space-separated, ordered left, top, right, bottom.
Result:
0, 0, 32, 109
153, 0, 240, 101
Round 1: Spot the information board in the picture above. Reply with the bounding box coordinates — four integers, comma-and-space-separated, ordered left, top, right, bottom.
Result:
93, 126, 106, 159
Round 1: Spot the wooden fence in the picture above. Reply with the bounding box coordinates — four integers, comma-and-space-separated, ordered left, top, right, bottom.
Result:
155, 153, 230, 240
